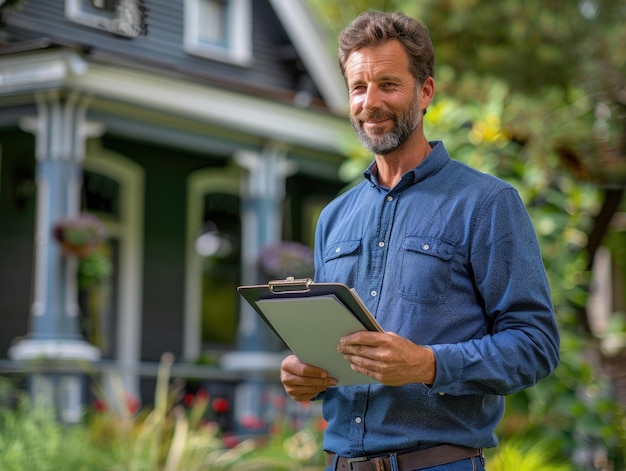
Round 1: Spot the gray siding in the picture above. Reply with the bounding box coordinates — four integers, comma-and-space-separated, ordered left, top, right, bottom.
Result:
2, 0, 323, 103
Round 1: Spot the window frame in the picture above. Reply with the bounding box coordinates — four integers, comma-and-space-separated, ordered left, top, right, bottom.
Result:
184, 0, 253, 66
65, 0, 144, 38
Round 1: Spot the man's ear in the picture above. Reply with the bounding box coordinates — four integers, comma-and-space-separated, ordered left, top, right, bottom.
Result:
419, 76, 435, 111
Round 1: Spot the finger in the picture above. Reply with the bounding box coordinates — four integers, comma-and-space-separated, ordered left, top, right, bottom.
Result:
348, 363, 383, 382
281, 370, 337, 387
342, 352, 378, 371
282, 376, 336, 401
339, 343, 380, 361
339, 330, 388, 347
282, 355, 331, 379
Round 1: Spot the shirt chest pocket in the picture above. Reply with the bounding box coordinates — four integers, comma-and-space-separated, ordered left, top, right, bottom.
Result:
322, 239, 361, 286
399, 236, 455, 304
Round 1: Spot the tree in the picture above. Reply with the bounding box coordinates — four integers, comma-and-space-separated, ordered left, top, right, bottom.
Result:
306, 0, 626, 467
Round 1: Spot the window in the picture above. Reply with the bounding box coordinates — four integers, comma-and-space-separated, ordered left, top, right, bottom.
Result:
65, 0, 147, 38
198, 193, 241, 349
184, 169, 241, 361
79, 171, 120, 358
184, 0, 252, 65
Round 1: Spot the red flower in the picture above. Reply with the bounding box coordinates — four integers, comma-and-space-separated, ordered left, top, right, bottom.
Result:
212, 397, 230, 413
240, 413, 266, 430
125, 394, 140, 415
183, 392, 195, 407
222, 433, 241, 449
93, 399, 107, 412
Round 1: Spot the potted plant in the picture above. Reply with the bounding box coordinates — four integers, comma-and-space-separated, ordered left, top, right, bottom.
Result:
53, 213, 107, 258
53, 214, 112, 289
258, 241, 315, 280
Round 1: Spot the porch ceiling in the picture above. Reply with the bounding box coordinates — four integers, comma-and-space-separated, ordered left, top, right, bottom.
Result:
0, 49, 354, 158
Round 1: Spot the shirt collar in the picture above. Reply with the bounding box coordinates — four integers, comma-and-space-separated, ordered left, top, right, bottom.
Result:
363, 141, 450, 191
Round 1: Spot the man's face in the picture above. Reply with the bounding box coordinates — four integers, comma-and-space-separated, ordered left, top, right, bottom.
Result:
345, 40, 422, 156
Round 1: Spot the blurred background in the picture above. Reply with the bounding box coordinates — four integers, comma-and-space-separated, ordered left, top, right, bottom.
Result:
0, 0, 625, 469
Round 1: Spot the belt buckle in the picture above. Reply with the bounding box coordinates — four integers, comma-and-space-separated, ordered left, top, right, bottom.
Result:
347, 456, 368, 470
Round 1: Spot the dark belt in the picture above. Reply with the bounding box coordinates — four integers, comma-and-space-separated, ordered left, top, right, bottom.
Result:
326, 444, 482, 471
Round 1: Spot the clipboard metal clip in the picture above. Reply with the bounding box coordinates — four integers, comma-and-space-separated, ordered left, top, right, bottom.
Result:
268, 277, 313, 294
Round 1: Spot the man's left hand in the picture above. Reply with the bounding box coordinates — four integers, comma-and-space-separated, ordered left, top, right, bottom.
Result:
337, 331, 436, 386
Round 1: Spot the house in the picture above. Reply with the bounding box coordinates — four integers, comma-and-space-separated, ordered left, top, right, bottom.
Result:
0, 0, 352, 429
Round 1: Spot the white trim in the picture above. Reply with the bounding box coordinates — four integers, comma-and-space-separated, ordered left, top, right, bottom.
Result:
184, 0, 252, 66
32, 178, 49, 318
1, 51, 351, 154
0, 50, 88, 95
268, 0, 348, 115
84, 140, 145, 397
67, 62, 352, 153
221, 351, 286, 371
183, 168, 241, 361
9, 339, 100, 361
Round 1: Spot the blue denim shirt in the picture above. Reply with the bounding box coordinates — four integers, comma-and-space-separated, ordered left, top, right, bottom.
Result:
314, 141, 560, 456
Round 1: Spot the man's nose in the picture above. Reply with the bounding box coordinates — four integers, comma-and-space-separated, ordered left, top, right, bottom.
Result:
362, 85, 382, 110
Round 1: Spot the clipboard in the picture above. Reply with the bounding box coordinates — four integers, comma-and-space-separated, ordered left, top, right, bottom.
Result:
237, 277, 383, 386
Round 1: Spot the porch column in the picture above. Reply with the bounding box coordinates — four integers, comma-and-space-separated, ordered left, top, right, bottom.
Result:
235, 141, 296, 352
8, 90, 104, 422
224, 141, 296, 434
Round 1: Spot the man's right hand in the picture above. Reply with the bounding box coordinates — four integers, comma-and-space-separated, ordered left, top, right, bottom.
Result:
280, 354, 338, 401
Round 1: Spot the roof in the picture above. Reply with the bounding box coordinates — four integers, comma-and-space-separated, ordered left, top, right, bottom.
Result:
268, 0, 348, 115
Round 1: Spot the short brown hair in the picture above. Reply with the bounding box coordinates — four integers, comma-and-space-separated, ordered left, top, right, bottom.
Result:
338, 11, 435, 85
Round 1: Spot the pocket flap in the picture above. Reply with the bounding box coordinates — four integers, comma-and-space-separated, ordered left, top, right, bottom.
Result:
403, 236, 454, 261
323, 239, 361, 262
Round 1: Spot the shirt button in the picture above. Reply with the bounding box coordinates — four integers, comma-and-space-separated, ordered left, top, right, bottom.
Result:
378, 241, 385, 248
355, 416, 362, 424
335, 247, 341, 253
386, 196, 393, 202
422, 244, 430, 251
439, 392, 445, 396
370, 290, 377, 297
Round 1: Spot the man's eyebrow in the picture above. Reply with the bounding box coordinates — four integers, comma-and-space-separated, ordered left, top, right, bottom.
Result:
348, 73, 403, 86
378, 74, 402, 82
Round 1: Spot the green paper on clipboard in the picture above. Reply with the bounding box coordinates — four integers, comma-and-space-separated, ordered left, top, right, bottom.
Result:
237, 278, 383, 386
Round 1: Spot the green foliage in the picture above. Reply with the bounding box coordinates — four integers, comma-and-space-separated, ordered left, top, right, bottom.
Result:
0, 358, 327, 471
87, 353, 244, 470
0, 397, 114, 470
486, 439, 574, 471
78, 250, 112, 290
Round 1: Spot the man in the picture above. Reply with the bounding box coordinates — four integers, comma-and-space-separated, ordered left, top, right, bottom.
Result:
280, 10, 560, 471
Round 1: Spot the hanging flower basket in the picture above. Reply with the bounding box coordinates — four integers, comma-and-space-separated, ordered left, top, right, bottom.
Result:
52, 213, 107, 259
258, 241, 315, 280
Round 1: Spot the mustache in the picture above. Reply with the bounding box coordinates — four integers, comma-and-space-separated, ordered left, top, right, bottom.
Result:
356, 109, 395, 122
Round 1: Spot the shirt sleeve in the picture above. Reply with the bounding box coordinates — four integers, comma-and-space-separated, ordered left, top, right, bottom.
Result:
428, 187, 560, 396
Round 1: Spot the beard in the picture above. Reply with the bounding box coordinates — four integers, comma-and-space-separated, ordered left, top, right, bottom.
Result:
350, 94, 422, 156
